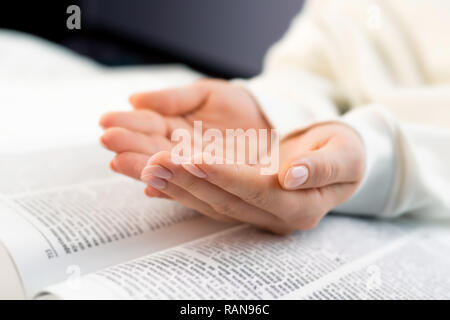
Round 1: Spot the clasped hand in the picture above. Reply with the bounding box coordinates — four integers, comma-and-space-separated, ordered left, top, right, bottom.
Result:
100, 79, 365, 234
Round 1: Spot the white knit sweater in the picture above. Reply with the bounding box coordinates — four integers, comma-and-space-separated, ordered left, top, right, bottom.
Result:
239, 0, 450, 219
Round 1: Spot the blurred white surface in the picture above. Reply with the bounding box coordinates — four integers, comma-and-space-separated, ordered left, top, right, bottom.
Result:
0, 29, 201, 153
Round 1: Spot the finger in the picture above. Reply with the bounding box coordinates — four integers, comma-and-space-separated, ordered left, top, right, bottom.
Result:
110, 151, 167, 198
173, 154, 301, 220
144, 186, 171, 199
144, 184, 235, 223
99, 110, 168, 136
111, 152, 149, 180
101, 127, 171, 155
279, 140, 365, 190
142, 151, 292, 234
129, 83, 208, 116
191, 155, 331, 230
165, 116, 195, 136
169, 152, 325, 231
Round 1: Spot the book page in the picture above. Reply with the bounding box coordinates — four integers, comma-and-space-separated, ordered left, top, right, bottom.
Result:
37, 215, 450, 300
0, 30, 227, 299
0, 65, 200, 154
0, 145, 232, 299
1, 30, 201, 155
0, 240, 23, 299
295, 224, 450, 299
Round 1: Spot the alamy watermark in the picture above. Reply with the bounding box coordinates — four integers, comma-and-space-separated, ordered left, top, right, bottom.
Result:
170, 121, 280, 175
66, 5, 81, 30
366, 3, 383, 30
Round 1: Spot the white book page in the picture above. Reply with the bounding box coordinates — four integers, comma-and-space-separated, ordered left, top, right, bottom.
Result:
0, 240, 23, 299
0, 30, 200, 155
38, 215, 448, 300
295, 223, 450, 299
0, 65, 200, 154
0, 29, 216, 299
0, 146, 233, 299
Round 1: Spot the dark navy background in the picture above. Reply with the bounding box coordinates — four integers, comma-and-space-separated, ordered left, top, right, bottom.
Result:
0, 0, 304, 78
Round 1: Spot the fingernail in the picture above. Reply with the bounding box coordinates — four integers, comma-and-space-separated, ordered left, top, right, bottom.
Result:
110, 160, 116, 171
181, 163, 207, 179
284, 165, 309, 189
141, 165, 173, 181
145, 177, 167, 190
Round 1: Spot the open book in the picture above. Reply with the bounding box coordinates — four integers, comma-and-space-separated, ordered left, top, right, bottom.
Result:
1, 146, 450, 300
1, 30, 450, 300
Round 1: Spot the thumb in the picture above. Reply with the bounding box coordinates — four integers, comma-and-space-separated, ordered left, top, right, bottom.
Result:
278, 145, 364, 190
129, 83, 208, 116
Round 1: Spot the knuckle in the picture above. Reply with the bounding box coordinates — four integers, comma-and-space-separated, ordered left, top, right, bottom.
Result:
323, 159, 338, 184
130, 163, 142, 177
181, 175, 201, 193
243, 187, 269, 207
313, 156, 337, 186
211, 201, 238, 218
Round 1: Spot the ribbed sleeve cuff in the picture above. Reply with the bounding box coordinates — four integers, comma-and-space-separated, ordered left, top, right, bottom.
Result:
334, 106, 396, 217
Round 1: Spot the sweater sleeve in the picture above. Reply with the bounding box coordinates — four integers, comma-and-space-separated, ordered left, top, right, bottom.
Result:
335, 105, 450, 220
232, 0, 342, 137
234, 0, 450, 219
